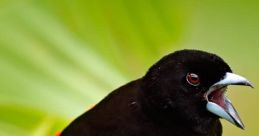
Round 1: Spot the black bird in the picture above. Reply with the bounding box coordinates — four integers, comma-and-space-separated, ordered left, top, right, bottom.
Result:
61, 49, 253, 136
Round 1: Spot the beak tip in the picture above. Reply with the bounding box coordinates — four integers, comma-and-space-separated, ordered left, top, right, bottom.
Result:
249, 84, 254, 89
238, 123, 245, 130
234, 118, 245, 130
246, 81, 254, 88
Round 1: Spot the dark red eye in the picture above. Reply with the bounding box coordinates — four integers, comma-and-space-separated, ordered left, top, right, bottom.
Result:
186, 73, 200, 86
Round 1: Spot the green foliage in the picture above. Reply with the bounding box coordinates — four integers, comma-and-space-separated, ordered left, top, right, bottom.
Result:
0, 0, 184, 135
0, 0, 258, 136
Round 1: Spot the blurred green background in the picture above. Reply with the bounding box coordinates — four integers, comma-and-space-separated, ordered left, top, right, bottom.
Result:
0, 0, 258, 136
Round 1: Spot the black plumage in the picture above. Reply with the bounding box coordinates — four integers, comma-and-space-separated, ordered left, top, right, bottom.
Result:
61, 49, 252, 136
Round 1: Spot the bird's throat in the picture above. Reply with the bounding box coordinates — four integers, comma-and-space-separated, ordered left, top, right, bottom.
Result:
208, 87, 227, 110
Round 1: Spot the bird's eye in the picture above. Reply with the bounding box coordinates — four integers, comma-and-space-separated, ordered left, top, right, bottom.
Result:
186, 73, 200, 86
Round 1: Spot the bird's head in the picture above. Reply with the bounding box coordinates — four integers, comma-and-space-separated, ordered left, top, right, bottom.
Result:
142, 49, 253, 129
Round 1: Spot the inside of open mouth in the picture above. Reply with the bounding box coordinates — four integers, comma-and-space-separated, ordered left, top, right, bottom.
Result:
208, 87, 227, 109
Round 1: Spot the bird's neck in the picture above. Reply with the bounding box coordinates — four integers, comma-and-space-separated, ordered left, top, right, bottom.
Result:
141, 104, 221, 135
138, 87, 221, 136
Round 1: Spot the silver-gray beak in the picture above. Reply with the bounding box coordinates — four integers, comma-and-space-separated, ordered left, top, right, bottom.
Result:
206, 72, 253, 129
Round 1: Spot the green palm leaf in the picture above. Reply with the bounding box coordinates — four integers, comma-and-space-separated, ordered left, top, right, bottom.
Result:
0, 1, 184, 135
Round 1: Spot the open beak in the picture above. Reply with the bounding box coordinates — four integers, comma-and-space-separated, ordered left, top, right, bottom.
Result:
205, 72, 253, 129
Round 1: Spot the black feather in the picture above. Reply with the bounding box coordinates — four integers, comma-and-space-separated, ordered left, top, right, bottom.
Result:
61, 49, 232, 136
